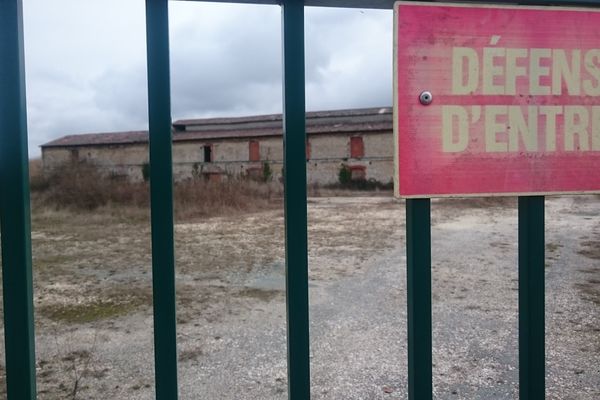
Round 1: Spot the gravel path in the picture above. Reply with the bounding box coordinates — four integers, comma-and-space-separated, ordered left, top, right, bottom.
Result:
174, 196, 600, 399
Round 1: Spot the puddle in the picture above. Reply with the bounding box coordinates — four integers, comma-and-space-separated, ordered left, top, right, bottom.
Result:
245, 261, 285, 291
244, 261, 318, 291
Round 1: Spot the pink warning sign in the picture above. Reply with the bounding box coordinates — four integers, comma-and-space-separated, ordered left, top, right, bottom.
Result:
394, 1, 600, 198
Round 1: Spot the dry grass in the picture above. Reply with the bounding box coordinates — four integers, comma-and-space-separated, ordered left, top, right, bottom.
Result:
30, 160, 283, 221
29, 158, 43, 178
173, 179, 282, 220
33, 162, 149, 211
29, 160, 395, 222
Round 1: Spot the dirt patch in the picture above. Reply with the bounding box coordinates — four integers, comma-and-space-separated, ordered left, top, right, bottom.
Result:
579, 240, 600, 260
575, 282, 600, 305
575, 236, 600, 305
179, 347, 204, 362
238, 288, 281, 302
547, 242, 563, 254
433, 196, 517, 211
39, 290, 151, 324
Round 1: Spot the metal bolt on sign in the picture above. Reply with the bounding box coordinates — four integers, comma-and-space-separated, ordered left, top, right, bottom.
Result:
419, 91, 433, 105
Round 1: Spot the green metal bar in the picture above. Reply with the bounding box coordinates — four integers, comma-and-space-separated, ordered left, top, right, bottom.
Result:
406, 198, 432, 400
518, 196, 545, 400
281, 1, 311, 398
145, 1, 179, 398
0, 1, 37, 399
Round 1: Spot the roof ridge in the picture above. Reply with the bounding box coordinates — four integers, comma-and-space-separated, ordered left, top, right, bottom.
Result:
41, 107, 393, 148
173, 106, 391, 126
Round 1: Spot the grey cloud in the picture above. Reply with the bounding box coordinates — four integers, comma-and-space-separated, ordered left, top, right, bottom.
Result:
305, 8, 393, 110
23, 0, 147, 156
22, 1, 392, 157
93, 66, 149, 129
169, 4, 283, 118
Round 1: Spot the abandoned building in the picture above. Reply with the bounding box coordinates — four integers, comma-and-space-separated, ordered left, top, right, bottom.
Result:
41, 107, 394, 185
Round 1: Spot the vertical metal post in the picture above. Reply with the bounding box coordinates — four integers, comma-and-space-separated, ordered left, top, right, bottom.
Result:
145, 1, 178, 398
406, 198, 432, 400
518, 196, 545, 400
0, 1, 37, 399
281, 1, 311, 398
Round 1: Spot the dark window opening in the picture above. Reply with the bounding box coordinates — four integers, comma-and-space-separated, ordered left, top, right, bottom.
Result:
203, 145, 212, 163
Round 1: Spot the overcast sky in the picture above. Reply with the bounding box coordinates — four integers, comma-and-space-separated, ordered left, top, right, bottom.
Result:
22, 0, 392, 157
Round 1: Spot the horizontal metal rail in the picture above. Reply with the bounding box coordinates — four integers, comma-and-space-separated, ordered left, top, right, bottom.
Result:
177, 0, 600, 10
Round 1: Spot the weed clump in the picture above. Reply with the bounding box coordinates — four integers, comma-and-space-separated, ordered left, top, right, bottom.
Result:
31, 160, 282, 219
35, 162, 148, 211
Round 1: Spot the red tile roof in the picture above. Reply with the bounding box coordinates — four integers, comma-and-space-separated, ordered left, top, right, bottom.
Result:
41, 107, 392, 148
42, 131, 149, 147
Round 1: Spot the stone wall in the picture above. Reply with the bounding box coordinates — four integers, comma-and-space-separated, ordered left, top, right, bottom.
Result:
42, 131, 393, 185
42, 144, 149, 181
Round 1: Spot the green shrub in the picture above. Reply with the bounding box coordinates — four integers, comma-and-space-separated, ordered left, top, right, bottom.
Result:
262, 162, 273, 182
338, 164, 352, 185
141, 163, 150, 182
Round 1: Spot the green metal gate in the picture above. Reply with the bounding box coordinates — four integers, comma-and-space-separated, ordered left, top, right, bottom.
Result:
0, 1, 597, 399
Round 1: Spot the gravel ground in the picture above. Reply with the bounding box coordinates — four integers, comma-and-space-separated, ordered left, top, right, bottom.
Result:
0, 195, 598, 399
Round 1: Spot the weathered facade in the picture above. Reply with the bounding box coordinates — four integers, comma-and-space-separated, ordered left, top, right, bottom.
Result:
41, 107, 394, 185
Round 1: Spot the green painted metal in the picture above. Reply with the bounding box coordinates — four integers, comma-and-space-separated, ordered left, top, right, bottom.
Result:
406, 199, 432, 400
518, 196, 545, 400
0, 1, 38, 399
145, 1, 179, 399
281, 1, 311, 398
